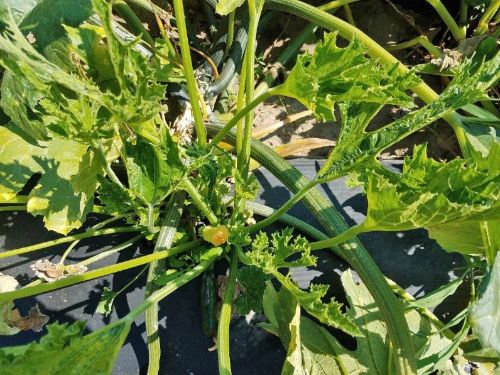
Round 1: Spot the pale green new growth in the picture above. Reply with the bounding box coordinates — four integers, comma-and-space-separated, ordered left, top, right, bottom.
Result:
247, 228, 361, 336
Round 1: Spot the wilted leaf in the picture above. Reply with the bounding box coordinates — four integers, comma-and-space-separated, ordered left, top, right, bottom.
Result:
30, 259, 87, 282
262, 271, 463, 375
0, 273, 19, 336
9, 305, 49, 333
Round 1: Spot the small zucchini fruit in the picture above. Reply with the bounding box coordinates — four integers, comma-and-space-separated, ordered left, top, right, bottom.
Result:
201, 265, 218, 337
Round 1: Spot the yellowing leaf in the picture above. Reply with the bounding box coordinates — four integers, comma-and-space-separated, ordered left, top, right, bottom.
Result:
26, 139, 102, 234
0, 126, 45, 201
0, 126, 106, 234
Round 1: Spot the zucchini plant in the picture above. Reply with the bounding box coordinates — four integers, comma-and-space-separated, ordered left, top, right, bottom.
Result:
0, 0, 498, 374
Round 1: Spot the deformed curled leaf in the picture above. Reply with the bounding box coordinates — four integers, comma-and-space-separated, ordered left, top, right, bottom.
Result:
275, 32, 419, 121
351, 145, 500, 256
247, 228, 361, 336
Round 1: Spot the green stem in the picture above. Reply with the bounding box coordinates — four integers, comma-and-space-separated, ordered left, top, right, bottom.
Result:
343, 4, 355, 25
386, 35, 443, 58
0, 196, 28, 204
0, 239, 204, 303
0, 226, 141, 260
210, 88, 277, 146
115, 0, 155, 46
480, 221, 497, 267
126, 247, 222, 321
217, 248, 239, 375
0, 206, 26, 212
309, 224, 364, 250
95, 144, 126, 190
247, 180, 317, 233
60, 214, 130, 264
145, 193, 184, 375
460, 0, 468, 27
235, 57, 248, 154
239, 0, 260, 179
206, 123, 417, 375
172, 0, 207, 145
181, 179, 218, 226
265, 0, 471, 160
475, 0, 500, 35
224, 11, 236, 57
77, 235, 143, 267
425, 0, 466, 40
242, 200, 327, 240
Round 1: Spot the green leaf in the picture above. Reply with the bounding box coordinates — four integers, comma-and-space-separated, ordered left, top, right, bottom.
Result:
470, 253, 500, 354
27, 140, 104, 234
96, 287, 117, 317
0, 126, 45, 201
0, 0, 40, 23
215, 0, 245, 15
409, 277, 464, 309
234, 266, 270, 315
317, 53, 500, 180
457, 115, 500, 164
356, 145, 500, 246
262, 271, 462, 375
247, 228, 361, 337
0, 319, 130, 374
92, 0, 165, 125
0, 126, 106, 233
276, 32, 418, 122
427, 219, 500, 256
124, 140, 171, 205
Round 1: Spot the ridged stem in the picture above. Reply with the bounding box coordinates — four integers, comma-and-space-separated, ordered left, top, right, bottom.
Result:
145, 193, 185, 375
206, 123, 418, 375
